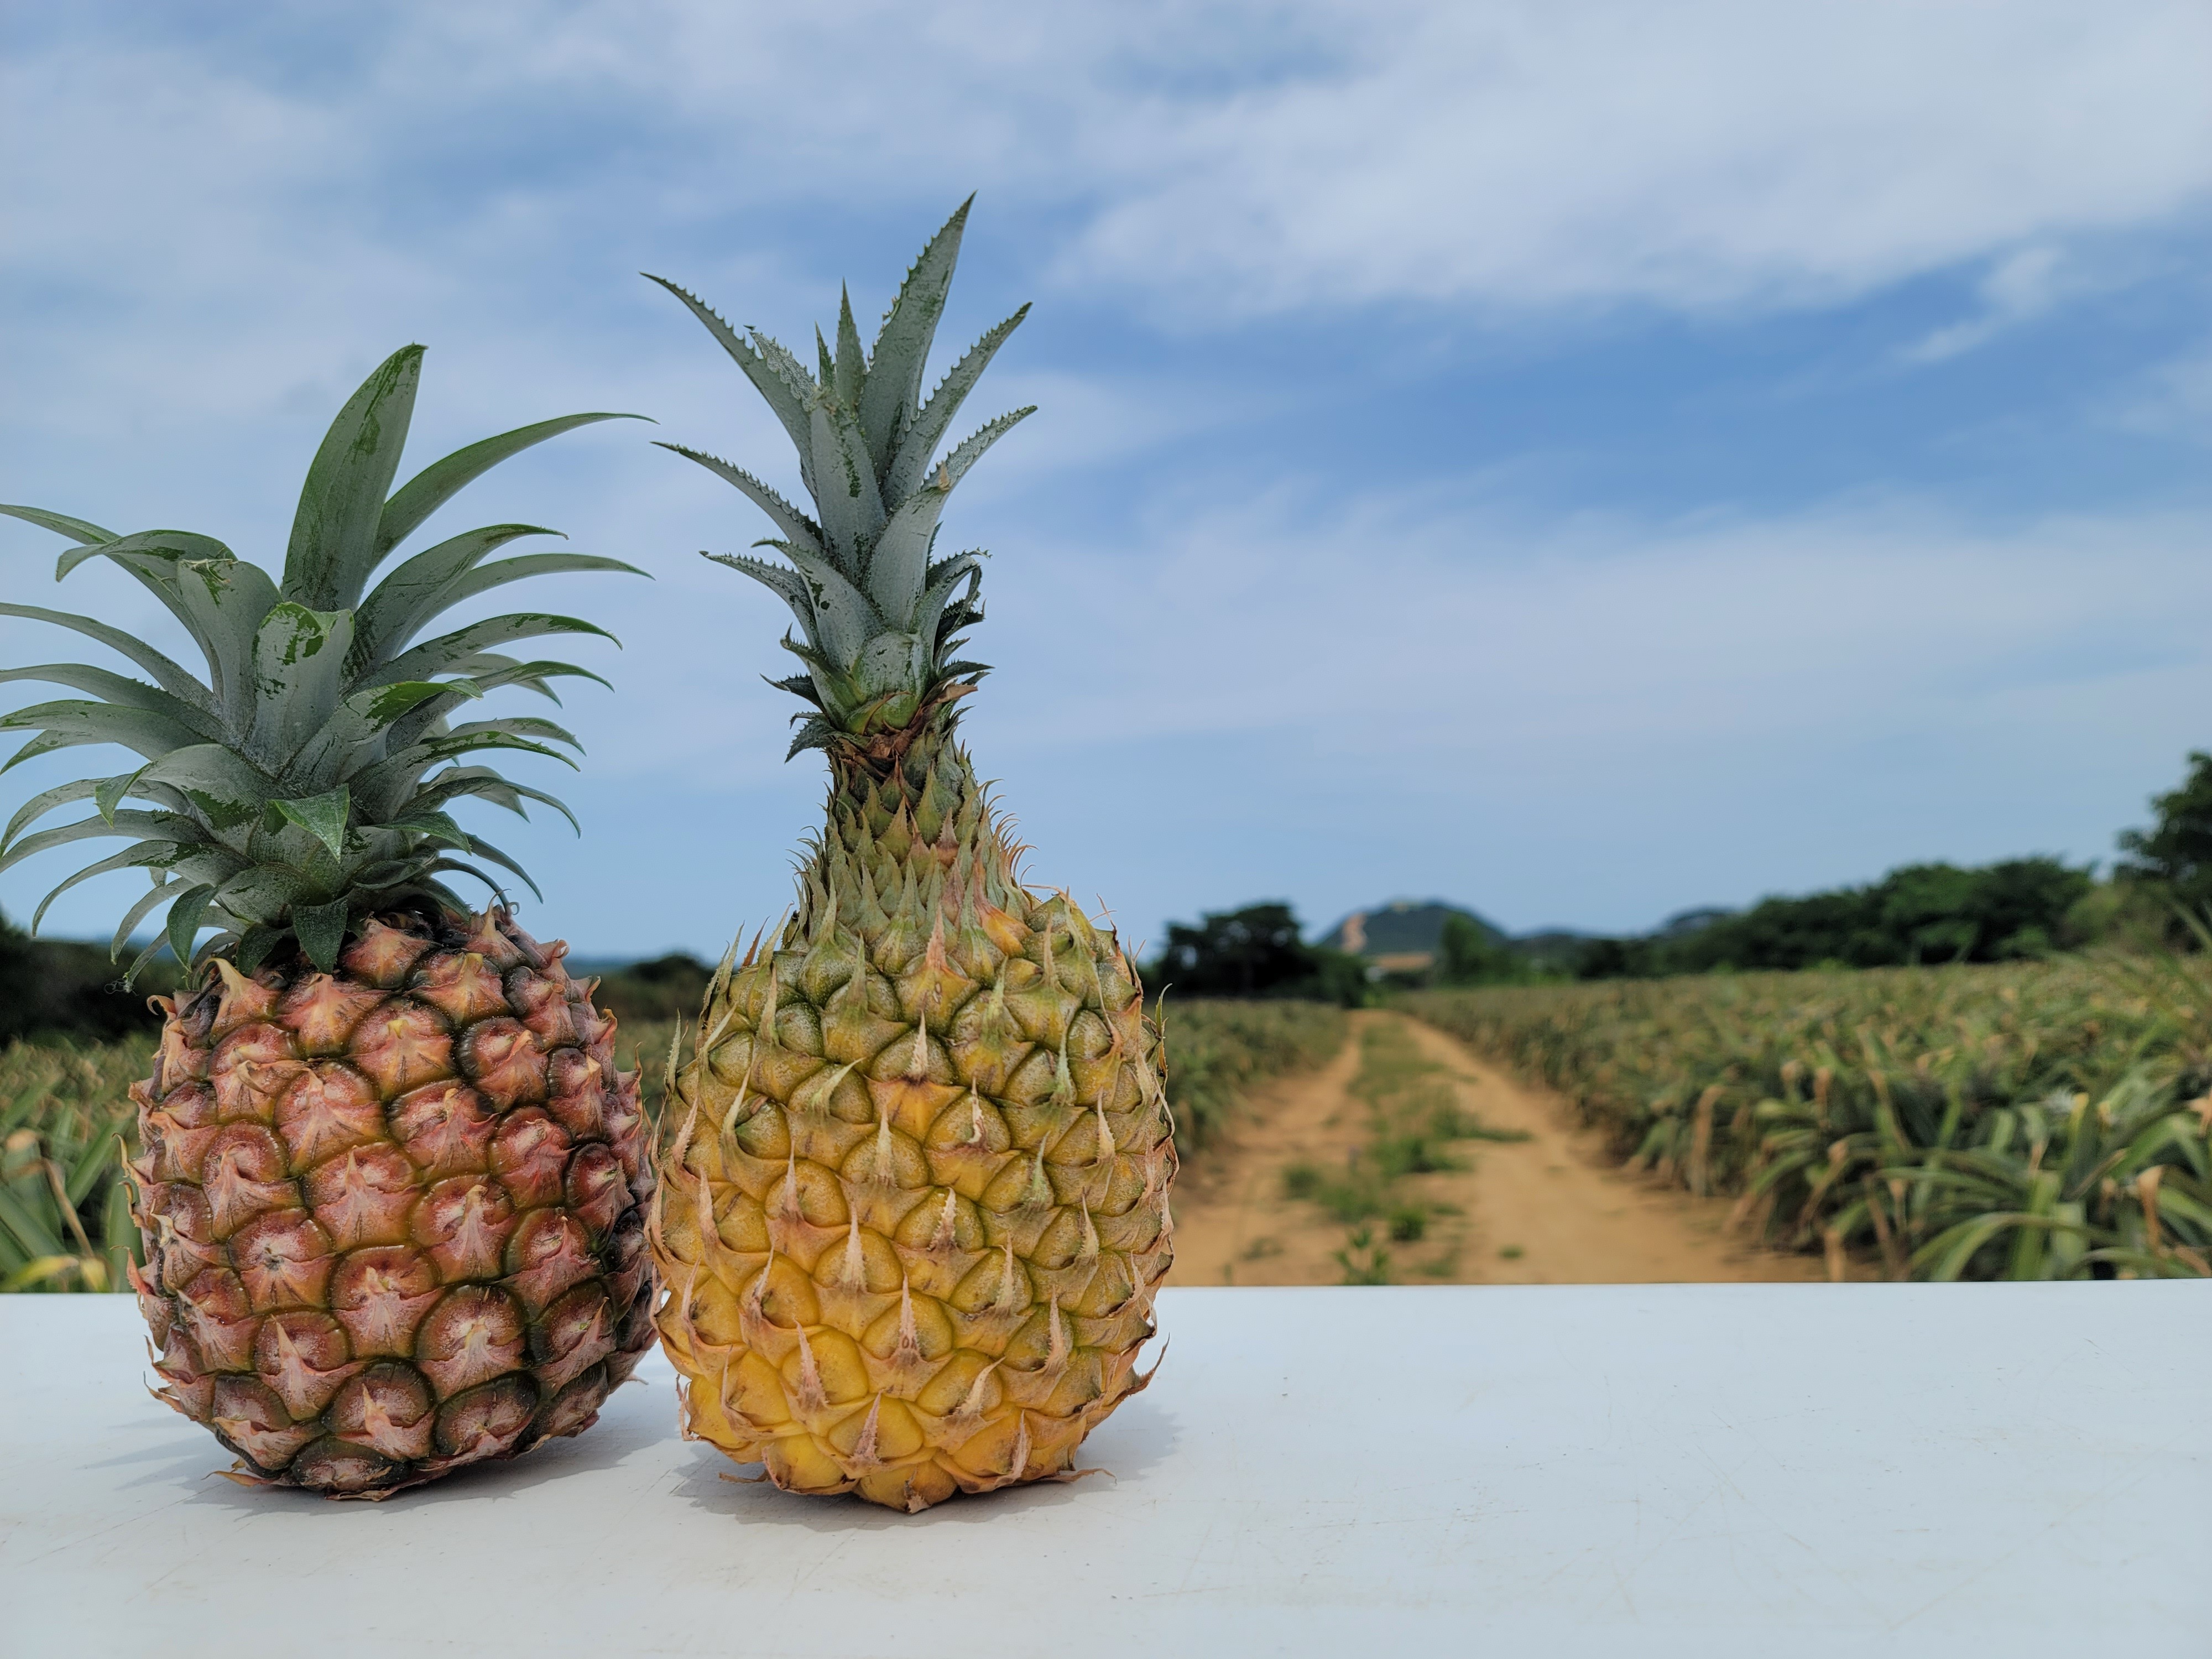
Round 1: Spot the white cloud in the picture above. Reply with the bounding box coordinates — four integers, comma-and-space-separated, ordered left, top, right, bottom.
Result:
8, 1, 2210, 349
2107, 336, 2212, 444
985, 488, 2212, 759
1902, 246, 2073, 363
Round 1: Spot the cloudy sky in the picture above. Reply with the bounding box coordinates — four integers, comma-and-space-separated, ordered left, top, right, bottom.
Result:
5, 1, 2211, 957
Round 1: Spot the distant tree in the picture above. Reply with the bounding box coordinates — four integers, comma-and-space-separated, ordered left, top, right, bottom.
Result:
1305, 946, 1375, 1008
1144, 902, 1373, 1003
1150, 902, 1314, 997
1438, 913, 1525, 984
591, 952, 714, 1024
1572, 857, 2091, 980
0, 909, 178, 1042
2117, 750, 2212, 923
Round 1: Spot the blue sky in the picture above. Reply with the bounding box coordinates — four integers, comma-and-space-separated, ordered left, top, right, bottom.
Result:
5, 2, 2211, 958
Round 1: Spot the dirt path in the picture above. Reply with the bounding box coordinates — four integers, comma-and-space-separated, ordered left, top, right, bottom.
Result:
1171, 1010, 1827, 1286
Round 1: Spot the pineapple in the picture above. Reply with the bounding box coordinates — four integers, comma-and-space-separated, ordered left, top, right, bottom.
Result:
645, 201, 1175, 1512
0, 348, 658, 1496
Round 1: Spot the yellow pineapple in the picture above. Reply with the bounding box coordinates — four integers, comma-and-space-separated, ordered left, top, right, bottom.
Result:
646, 201, 1175, 1511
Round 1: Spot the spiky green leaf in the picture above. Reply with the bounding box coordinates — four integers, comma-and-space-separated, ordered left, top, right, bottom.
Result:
0, 503, 119, 545
860, 198, 971, 476
0, 603, 213, 712
273, 786, 351, 859
293, 898, 350, 973
166, 884, 217, 972
283, 346, 424, 611
885, 307, 1030, 505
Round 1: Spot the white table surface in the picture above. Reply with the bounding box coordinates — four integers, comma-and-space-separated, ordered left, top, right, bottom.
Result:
2, 1285, 2205, 1658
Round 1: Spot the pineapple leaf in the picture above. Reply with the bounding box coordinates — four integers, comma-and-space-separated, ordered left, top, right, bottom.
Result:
421, 857, 513, 902
654, 444, 825, 553
283, 346, 424, 612
285, 680, 467, 794
443, 658, 609, 705
123, 930, 174, 985
833, 285, 865, 409
272, 786, 351, 859
392, 728, 577, 773
244, 604, 354, 771
2, 732, 67, 772
166, 884, 217, 971
138, 744, 280, 832
54, 528, 233, 583
938, 406, 1036, 492
212, 864, 308, 929
3, 778, 105, 854
785, 714, 841, 759
374, 613, 618, 684
111, 874, 182, 962
165, 555, 282, 728
706, 549, 812, 617
805, 395, 885, 571
352, 524, 559, 669
0, 503, 119, 545
778, 539, 881, 667
387, 810, 470, 849
860, 198, 971, 476
408, 769, 579, 833
442, 714, 580, 749
885, 306, 1030, 505
379, 413, 644, 557
864, 487, 950, 621
95, 765, 152, 822
765, 673, 823, 709
293, 898, 349, 973
232, 924, 283, 975
0, 700, 216, 767
0, 664, 223, 740
461, 832, 544, 901
912, 553, 983, 640
26, 839, 185, 931
642, 275, 814, 459
0, 602, 213, 712
349, 738, 532, 818
439, 551, 648, 612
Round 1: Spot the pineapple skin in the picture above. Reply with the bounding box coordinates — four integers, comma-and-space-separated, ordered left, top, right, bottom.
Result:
126, 908, 657, 1498
651, 733, 1175, 1511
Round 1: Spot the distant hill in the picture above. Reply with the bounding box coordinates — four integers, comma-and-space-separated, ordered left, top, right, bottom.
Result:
1317, 900, 1505, 970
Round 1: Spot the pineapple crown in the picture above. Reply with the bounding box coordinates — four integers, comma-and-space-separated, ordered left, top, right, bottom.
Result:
646, 197, 1032, 761
0, 346, 644, 979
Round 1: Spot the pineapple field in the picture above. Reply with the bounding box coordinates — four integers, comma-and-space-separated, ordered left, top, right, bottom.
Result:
1404, 953, 2212, 1281
0, 999, 1333, 1298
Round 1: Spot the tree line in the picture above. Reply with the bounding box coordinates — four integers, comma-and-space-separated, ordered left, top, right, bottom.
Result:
1149, 750, 2212, 997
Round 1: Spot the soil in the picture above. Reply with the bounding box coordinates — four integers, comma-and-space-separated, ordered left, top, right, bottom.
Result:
1169, 1010, 1829, 1286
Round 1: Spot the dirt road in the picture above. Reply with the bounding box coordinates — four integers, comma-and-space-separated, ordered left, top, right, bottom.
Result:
1170, 1010, 1826, 1286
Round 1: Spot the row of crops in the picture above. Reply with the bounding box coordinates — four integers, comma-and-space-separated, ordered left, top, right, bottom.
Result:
1404, 954, 2212, 1280
0, 1000, 1340, 1293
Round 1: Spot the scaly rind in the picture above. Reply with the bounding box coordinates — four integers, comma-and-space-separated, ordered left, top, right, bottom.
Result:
652, 724, 1172, 1511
